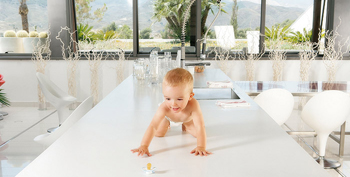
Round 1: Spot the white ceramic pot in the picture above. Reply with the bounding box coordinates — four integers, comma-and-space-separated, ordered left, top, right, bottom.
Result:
23, 38, 49, 53
0, 37, 24, 53
23, 37, 40, 53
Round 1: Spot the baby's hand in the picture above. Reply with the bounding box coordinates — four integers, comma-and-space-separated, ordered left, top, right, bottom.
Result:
191, 146, 212, 156
131, 145, 152, 157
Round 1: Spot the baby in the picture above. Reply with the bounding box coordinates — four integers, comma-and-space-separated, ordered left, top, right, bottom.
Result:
131, 68, 211, 156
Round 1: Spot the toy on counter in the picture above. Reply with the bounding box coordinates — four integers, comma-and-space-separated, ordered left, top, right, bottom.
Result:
142, 163, 156, 175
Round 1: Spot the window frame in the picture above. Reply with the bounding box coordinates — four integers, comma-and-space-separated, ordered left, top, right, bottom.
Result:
0, 0, 335, 60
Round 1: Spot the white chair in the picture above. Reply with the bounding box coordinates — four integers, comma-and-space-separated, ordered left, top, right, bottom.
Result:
34, 96, 93, 146
36, 72, 77, 130
301, 90, 350, 169
254, 88, 294, 126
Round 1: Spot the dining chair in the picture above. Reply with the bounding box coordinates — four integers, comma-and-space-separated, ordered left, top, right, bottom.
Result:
34, 96, 93, 146
36, 72, 77, 132
301, 90, 350, 169
254, 88, 294, 126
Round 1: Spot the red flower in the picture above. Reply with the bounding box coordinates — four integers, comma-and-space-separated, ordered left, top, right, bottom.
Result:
0, 74, 5, 87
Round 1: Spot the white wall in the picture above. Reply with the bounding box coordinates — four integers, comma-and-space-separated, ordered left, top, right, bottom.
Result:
1, 57, 350, 104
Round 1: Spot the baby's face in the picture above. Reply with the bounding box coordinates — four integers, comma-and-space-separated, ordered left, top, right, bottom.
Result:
162, 84, 194, 113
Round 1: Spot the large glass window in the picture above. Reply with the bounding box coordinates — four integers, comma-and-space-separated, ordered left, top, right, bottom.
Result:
138, 0, 196, 54
205, 0, 261, 53
265, 0, 314, 51
75, 0, 133, 52
0, 0, 48, 53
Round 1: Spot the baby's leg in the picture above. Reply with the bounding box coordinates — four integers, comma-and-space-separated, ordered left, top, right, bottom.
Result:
183, 120, 197, 138
155, 118, 170, 137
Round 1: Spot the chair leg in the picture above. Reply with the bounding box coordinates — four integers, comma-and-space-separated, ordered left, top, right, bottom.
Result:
47, 109, 66, 133
315, 156, 341, 169
316, 133, 341, 169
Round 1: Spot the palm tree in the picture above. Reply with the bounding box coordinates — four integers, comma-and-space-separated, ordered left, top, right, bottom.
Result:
19, 0, 29, 32
153, 0, 226, 41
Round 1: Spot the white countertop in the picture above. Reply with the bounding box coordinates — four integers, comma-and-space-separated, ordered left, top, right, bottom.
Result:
17, 69, 330, 177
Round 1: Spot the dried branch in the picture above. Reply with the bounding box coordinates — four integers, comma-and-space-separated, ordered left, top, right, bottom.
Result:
82, 35, 109, 106
56, 27, 81, 102
322, 18, 350, 82
31, 27, 51, 109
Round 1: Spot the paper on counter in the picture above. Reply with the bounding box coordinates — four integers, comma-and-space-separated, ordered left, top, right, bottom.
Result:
206, 80, 233, 88
216, 100, 250, 108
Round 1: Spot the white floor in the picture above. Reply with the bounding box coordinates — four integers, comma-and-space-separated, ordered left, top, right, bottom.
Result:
0, 101, 349, 177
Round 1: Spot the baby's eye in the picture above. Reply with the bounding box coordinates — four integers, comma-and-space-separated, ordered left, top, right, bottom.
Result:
166, 98, 170, 101
178, 99, 183, 101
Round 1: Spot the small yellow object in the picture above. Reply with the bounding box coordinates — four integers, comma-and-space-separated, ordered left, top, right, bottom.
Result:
147, 163, 152, 170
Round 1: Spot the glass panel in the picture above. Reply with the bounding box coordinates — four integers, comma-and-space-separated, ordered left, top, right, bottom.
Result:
0, 0, 48, 54
139, 0, 195, 54
265, 0, 314, 51
204, 0, 261, 54
75, 0, 133, 52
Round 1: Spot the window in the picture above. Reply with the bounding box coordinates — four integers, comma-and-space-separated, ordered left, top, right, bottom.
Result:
138, 0, 198, 54
0, 0, 48, 54
264, 0, 315, 51
0, 0, 332, 57
205, 0, 261, 53
75, 0, 133, 52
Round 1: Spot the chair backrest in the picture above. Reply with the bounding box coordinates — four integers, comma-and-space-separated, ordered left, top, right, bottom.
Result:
301, 90, 350, 134
254, 88, 294, 126
34, 96, 93, 146
214, 25, 236, 50
36, 72, 73, 104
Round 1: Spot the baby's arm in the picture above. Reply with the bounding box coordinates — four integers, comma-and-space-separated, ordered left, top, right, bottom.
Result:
190, 100, 212, 156
131, 105, 166, 157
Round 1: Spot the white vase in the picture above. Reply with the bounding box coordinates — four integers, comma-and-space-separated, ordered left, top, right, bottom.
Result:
0, 37, 24, 53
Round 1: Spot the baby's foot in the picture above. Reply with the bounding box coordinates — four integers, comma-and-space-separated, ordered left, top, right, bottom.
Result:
182, 124, 186, 131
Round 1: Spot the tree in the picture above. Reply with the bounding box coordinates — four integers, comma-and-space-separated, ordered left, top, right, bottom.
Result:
140, 28, 153, 39
75, 0, 107, 24
103, 22, 117, 33
230, 0, 238, 38
19, 0, 29, 32
152, 0, 226, 41
116, 25, 132, 39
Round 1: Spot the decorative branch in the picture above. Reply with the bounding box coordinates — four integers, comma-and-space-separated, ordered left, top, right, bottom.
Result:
297, 40, 318, 82
267, 35, 287, 81
31, 27, 51, 110
238, 32, 264, 81
82, 35, 109, 106
208, 47, 233, 75
56, 26, 81, 109
322, 18, 350, 82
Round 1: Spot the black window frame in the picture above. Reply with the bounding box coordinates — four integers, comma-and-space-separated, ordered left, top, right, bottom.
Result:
0, 0, 335, 60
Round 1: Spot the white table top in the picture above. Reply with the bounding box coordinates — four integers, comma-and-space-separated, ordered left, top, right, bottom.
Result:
17, 69, 330, 177
235, 81, 349, 96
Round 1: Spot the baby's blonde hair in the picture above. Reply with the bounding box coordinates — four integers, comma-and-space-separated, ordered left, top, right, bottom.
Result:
163, 68, 193, 93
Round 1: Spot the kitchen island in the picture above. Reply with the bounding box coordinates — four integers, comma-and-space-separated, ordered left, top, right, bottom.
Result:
17, 69, 330, 177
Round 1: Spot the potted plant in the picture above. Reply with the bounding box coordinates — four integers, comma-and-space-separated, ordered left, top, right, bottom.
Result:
0, 74, 10, 107
23, 30, 40, 53
0, 30, 24, 53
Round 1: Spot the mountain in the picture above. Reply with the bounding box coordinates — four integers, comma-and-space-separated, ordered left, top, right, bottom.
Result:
0, 0, 306, 35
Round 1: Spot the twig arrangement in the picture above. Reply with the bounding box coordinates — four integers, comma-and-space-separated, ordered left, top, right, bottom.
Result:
111, 48, 133, 86
238, 33, 264, 81
322, 18, 350, 82
208, 47, 233, 75
56, 26, 81, 109
31, 29, 51, 110
268, 36, 287, 81
82, 37, 109, 106
298, 41, 318, 82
